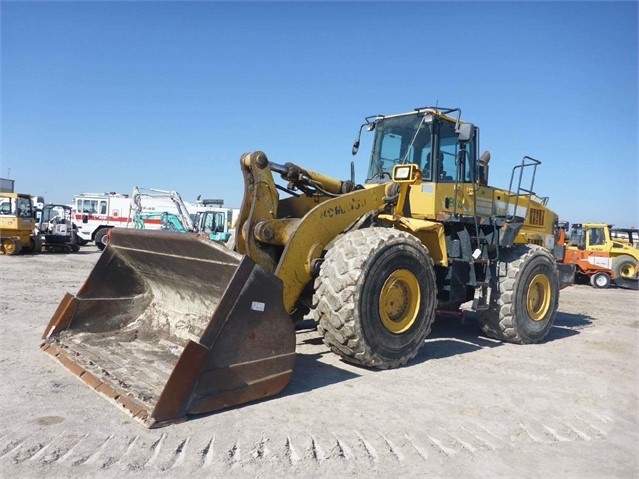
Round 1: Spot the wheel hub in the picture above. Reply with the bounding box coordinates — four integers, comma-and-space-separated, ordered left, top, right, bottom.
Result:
379, 269, 420, 334
526, 273, 551, 321
620, 263, 637, 279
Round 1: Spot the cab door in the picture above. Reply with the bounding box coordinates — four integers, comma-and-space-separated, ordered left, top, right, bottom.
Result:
433, 119, 484, 218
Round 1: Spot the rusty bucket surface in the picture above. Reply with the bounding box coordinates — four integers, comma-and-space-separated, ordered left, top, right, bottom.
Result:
41, 228, 296, 428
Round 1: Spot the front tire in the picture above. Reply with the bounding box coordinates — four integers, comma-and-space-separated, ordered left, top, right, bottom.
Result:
1, 238, 22, 255
478, 244, 559, 344
311, 228, 437, 369
590, 271, 611, 289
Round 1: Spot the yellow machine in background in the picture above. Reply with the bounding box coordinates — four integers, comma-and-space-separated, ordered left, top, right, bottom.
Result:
0, 192, 41, 255
610, 227, 639, 250
42, 106, 572, 427
560, 222, 639, 289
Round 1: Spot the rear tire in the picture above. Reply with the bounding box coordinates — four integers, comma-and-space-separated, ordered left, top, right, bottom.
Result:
23, 236, 41, 254
94, 228, 109, 250
590, 271, 611, 289
612, 255, 637, 281
311, 228, 437, 369
478, 244, 559, 344
32, 235, 42, 254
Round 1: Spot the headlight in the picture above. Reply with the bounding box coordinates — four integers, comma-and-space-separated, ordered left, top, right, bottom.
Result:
393, 165, 412, 181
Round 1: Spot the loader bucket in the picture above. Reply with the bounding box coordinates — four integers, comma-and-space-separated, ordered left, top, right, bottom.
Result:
41, 228, 296, 428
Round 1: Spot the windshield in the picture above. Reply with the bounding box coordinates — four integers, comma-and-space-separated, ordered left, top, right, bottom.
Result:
366, 114, 433, 183
365, 114, 477, 185
77, 198, 107, 215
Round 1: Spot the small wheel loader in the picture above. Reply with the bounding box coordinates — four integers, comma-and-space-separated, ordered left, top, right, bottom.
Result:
41, 106, 574, 427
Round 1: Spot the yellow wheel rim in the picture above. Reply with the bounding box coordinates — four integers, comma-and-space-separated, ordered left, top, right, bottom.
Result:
379, 269, 420, 334
620, 263, 636, 279
2, 239, 16, 255
527, 274, 551, 321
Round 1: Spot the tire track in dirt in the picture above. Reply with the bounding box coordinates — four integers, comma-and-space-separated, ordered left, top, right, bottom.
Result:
0, 412, 610, 474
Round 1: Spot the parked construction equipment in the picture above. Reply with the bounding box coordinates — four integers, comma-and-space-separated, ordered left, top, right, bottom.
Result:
0, 192, 41, 255
74, 187, 195, 249
560, 223, 639, 289
36, 204, 81, 253
42, 106, 572, 428
192, 208, 234, 242
130, 187, 195, 233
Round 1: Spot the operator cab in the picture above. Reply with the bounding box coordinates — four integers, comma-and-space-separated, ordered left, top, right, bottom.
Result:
359, 108, 479, 186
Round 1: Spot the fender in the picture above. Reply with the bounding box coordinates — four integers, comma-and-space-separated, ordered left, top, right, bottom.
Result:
377, 214, 447, 267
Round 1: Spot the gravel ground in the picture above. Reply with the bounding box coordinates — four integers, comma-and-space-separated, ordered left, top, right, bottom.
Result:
1, 248, 638, 478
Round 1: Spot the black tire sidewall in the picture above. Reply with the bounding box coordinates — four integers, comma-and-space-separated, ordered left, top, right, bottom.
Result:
512, 250, 559, 342
95, 228, 108, 250
356, 239, 436, 362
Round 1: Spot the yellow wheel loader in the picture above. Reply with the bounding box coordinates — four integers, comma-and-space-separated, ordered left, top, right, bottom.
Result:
41, 106, 573, 427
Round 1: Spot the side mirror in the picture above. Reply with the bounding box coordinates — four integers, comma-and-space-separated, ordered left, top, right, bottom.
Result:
352, 120, 376, 156
456, 123, 474, 142
82, 214, 89, 223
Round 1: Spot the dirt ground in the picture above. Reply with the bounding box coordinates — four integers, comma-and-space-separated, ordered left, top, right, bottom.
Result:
1, 248, 637, 479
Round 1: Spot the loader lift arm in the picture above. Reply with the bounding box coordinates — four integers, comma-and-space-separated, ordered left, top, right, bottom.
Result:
234, 151, 389, 313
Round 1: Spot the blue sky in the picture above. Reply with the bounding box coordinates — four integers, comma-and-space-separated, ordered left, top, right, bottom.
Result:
2, 1, 638, 227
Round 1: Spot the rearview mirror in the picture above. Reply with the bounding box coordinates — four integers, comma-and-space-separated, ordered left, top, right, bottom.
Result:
456, 123, 474, 142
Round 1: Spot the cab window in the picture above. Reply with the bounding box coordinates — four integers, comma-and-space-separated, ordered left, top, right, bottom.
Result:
78, 199, 99, 214
0, 200, 12, 215
437, 120, 476, 183
16, 198, 33, 218
588, 228, 606, 246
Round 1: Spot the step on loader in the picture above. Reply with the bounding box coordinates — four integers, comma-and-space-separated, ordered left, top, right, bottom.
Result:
42, 106, 574, 427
